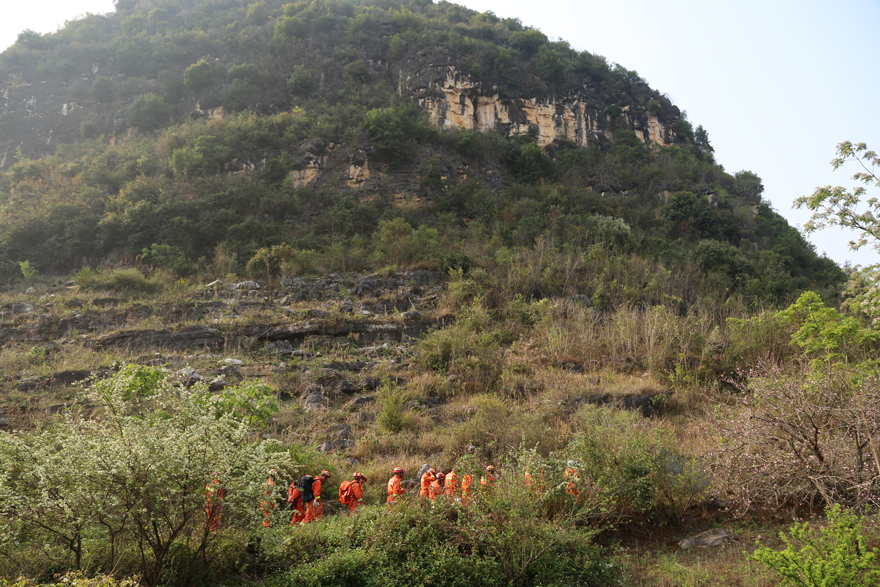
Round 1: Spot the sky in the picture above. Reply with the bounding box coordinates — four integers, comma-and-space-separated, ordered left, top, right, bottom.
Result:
2, 0, 879, 268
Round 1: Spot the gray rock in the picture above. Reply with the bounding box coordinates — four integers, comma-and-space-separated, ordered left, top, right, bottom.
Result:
323, 423, 352, 440
0, 418, 10, 429
344, 395, 377, 409
208, 377, 227, 392
679, 529, 738, 550
232, 280, 260, 290
308, 309, 329, 318
303, 390, 325, 412
267, 340, 295, 355
316, 439, 353, 453
401, 310, 421, 321
177, 367, 201, 387
224, 358, 244, 365
12, 303, 33, 315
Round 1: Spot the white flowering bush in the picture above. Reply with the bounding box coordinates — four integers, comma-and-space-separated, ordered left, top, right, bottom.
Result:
0, 365, 293, 587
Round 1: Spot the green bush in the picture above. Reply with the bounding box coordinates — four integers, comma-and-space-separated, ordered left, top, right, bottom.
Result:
751, 504, 880, 587
126, 94, 171, 131
183, 59, 212, 92
287, 65, 312, 95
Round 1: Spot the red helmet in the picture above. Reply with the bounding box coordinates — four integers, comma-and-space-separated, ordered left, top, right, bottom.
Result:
427, 468, 436, 475
320, 469, 331, 479
393, 467, 404, 475
436, 472, 445, 480
354, 472, 368, 482
485, 465, 495, 472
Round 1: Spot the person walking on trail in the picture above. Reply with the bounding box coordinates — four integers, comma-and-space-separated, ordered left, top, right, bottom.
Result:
340, 472, 367, 516
205, 473, 225, 532
304, 470, 331, 523
431, 471, 445, 501
288, 479, 306, 526
480, 465, 496, 490
565, 461, 581, 498
387, 467, 407, 506
260, 469, 279, 528
461, 472, 474, 504
420, 468, 436, 500
525, 468, 545, 497
444, 469, 459, 500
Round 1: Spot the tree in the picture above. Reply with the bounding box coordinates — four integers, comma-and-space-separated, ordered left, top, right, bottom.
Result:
796, 142, 880, 253
126, 94, 171, 131
796, 142, 880, 323
0, 366, 290, 586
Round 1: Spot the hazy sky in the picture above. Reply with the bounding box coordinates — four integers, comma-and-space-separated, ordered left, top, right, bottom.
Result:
2, 0, 878, 268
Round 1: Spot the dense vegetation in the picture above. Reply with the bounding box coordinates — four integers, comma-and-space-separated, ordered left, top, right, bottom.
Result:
1, 1, 879, 586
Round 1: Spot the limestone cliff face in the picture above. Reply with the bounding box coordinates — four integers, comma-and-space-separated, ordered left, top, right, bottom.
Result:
405, 66, 676, 148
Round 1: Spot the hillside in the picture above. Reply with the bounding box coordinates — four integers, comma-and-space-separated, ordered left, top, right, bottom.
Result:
1, 2, 879, 587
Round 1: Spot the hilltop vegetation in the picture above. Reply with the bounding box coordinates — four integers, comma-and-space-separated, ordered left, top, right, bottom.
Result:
1, 1, 879, 586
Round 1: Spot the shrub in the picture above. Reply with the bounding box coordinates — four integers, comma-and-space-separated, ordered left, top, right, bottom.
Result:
707, 367, 880, 512
0, 367, 290, 586
89, 76, 114, 103
183, 59, 212, 92
221, 79, 260, 111
126, 94, 171, 131
287, 65, 312, 95
751, 504, 880, 587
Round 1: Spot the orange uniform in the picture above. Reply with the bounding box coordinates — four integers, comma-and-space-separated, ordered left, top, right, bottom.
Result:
481, 474, 495, 489
288, 484, 305, 525
445, 470, 459, 499
525, 469, 545, 497
205, 478, 225, 532
419, 470, 436, 499
430, 474, 444, 500
260, 476, 276, 528
461, 474, 473, 504
304, 477, 324, 523
339, 480, 365, 516
564, 467, 581, 498
387, 474, 406, 504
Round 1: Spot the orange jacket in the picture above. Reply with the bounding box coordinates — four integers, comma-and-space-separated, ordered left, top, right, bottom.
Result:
340, 480, 364, 505
387, 475, 406, 504
420, 471, 436, 498
205, 479, 225, 505
461, 474, 473, 501
430, 477, 444, 500
312, 477, 323, 502
564, 467, 580, 497
480, 474, 495, 488
525, 469, 545, 496
445, 471, 459, 498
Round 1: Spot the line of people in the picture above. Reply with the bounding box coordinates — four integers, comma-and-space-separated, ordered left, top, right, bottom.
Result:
207, 461, 583, 531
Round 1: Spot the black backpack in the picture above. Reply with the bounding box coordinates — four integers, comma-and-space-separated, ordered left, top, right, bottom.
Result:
300, 475, 315, 503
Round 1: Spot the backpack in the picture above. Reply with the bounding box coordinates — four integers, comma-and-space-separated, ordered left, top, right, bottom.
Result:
339, 480, 355, 505
300, 475, 315, 503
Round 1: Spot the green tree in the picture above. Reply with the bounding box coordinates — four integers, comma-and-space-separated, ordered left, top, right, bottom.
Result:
287, 65, 312, 95
126, 94, 171, 131
0, 366, 289, 587
183, 59, 212, 92
796, 142, 880, 323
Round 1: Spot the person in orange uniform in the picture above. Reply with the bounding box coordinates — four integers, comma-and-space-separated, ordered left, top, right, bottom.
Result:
287, 479, 306, 526
419, 468, 436, 500
564, 461, 581, 498
387, 467, 407, 506
430, 472, 445, 501
525, 468, 545, 497
461, 472, 473, 504
304, 470, 331, 523
481, 465, 496, 489
205, 474, 225, 532
260, 469, 279, 528
444, 469, 459, 500
340, 472, 367, 516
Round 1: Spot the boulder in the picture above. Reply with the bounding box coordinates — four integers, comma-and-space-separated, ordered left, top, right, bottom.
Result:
679, 529, 738, 550
344, 395, 377, 409
303, 390, 325, 412
323, 423, 352, 440
316, 439, 353, 453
